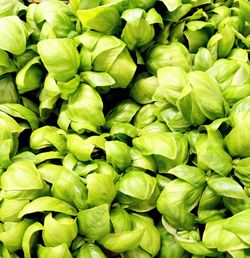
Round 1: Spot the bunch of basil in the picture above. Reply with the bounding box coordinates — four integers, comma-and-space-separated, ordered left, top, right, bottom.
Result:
0, 0, 250, 257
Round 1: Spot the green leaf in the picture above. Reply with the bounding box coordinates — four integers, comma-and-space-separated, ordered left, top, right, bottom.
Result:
110, 123, 138, 140
217, 25, 235, 58
77, 5, 121, 34
76, 244, 106, 258
93, 160, 119, 181
56, 75, 80, 100
67, 134, 94, 162
158, 202, 195, 231
202, 219, 222, 249
0, 16, 27, 55
217, 227, 249, 252
225, 125, 250, 158
177, 83, 206, 126
174, 234, 217, 256
18, 197, 77, 218
203, 218, 250, 252
78, 32, 137, 88
22, 222, 43, 258
146, 8, 163, 25
234, 157, 250, 178
157, 66, 188, 105
198, 186, 225, 223
188, 71, 225, 120
134, 104, 158, 129
105, 141, 131, 171
51, 168, 88, 210
77, 204, 110, 240
157, 179, 202, 230
105, 100, 139, 129
30, 126, 67, 153
37, 38, 80, 82
229, 249, 250, 258
98, 229, 145, 253
195, 127, 232, 176
159, 230, 186, 258
131, 213, 160, 256
0, 199, 29, 222
80, 71, 115, 87
1, 160, 44, 191
0, 50, 16, 76
184, 29, 209, 53
67, 84, 105, 127
0, 0, 19, 17
239, 0, 250, 22
121, 8, 157, 50
35, 0, 75, 38
222, 196, 250, 215
207, 176, 247, 199
133, 132, 175, 158
133, 132, 188, 162
158, 179, 203, 212
223, 209, 250, 244
0, 219, 33, 252
42, 213, 77, 247
130, 75, 158, 104
117, 170, 156, 200
16, 56, 43, 94
38, 164, 65, 184
206, 59, 239, 86
0, 103, 39, 130
124, 0, 157, 10
146, 43, 191, 74
70, 0, 100, 13
161, 107, 191, 133
0, 75, 18, 104
87, 173, 117, 207
121, 247, 152, 258
130, 148, 157, 172
117, 184, 160, 212
110, 207, 132, 233
138, 121, 169, 135
160, 0, 182, 12
167, 165, 206, 187
194, 48, 215, 71
164, 4, 192, 22
37, 243, 72, 258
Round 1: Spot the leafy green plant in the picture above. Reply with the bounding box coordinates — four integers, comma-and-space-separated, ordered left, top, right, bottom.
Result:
0, 0, 249, 257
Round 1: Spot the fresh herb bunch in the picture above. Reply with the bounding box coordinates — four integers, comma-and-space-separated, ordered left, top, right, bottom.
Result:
0, 0, 249, 257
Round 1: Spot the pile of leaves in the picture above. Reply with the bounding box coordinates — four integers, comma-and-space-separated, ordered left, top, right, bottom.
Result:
0, 0, 250, 257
